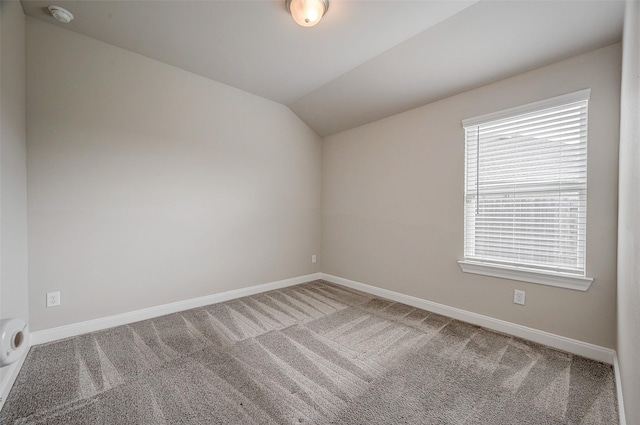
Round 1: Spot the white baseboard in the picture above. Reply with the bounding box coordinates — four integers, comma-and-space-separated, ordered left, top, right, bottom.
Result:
613, 353, 627, 425
30, 273, 322, 346
321, 273, 615, 364
0, 325, 30, 412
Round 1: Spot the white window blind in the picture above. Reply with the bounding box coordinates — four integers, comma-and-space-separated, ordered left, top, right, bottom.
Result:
463, 90, 589, 276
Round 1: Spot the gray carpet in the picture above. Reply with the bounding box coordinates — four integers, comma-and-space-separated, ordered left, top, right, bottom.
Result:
0, 280, 618, 424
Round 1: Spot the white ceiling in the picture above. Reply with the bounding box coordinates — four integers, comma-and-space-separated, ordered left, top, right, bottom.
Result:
20, 0, 625, 137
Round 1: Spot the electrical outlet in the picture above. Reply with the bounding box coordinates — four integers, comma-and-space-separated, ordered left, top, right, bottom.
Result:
311, 254, 317, 263
46, 291, 61, 308
513, 289, 526, 305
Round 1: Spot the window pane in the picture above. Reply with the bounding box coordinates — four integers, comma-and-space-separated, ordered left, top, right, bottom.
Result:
464, 94, 588, 275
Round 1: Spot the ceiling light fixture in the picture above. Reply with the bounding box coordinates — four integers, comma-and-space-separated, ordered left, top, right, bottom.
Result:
48, 5, 74, 23
286, 0, 329, 27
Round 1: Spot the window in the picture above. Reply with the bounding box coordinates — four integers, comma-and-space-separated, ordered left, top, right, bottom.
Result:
458, 90, 593, 291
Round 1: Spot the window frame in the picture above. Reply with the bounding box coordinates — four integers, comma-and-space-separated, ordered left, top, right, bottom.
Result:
457, 89, 594, 291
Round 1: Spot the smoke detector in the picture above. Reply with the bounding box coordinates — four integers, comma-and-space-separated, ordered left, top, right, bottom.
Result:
48, 5, 74, 23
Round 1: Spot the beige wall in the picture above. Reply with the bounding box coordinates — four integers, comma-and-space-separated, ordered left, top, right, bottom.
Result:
0, 0, 27, 319
0, 0, 28, 394
26, 18, 322, 331
322, 44, 620, 348
617, 1, 640, 423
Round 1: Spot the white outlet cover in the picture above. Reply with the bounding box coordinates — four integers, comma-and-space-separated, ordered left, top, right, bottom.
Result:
46, 291, 61, 308
514, 289, 526, 305
311, 254, 317, 263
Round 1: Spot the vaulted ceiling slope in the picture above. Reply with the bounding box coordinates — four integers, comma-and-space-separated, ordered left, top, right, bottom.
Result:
21, 0, 625, 137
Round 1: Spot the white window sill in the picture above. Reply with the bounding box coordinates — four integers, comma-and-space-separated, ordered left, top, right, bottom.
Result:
457, 260, 593, 291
